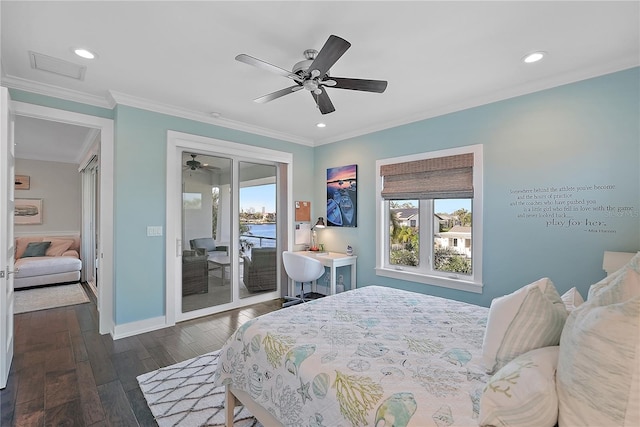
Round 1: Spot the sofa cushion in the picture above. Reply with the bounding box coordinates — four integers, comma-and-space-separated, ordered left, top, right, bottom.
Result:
15, 256, 82, 278
15, 236, 45, 259
191, 238, 218, 252
23, 241, 51, 257
46, 239, 74, 257
16, 235, 81, 258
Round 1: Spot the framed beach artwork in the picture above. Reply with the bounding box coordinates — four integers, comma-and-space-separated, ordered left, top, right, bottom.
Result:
15, 198, 43, 225
326, 164, 357, 227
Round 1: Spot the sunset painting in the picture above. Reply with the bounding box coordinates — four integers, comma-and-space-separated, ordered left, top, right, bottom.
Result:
326, 164, 357, 227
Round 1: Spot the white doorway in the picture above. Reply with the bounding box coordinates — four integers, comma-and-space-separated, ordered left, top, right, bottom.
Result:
11, 102, 114, 335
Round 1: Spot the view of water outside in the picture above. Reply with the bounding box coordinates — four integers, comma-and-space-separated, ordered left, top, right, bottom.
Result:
240, 184, 276, 248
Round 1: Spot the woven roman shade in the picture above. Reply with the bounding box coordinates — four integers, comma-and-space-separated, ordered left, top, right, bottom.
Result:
380, 153, 474, 199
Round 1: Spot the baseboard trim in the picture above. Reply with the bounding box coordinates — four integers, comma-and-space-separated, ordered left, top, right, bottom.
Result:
111, 315, 168, 340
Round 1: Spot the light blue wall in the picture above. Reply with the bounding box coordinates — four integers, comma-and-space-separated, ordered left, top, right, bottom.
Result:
112, 105, 314, 323
10, 67, 639, 324
314, 67, 640, 307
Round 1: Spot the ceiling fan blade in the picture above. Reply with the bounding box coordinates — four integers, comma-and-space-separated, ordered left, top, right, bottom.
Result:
330, 77, 388, 93
236, 54, 302, 82
312, 90, 335, 115
254, 85, 303, 104
308, 35, 351, 78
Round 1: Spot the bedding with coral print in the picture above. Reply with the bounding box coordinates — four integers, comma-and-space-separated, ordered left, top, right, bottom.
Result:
213, 285, 489, 427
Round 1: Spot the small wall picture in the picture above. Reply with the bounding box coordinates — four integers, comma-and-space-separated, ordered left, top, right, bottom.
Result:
15, 198, 42, 225
15, 175, 30, 190
326, 164, 357, 227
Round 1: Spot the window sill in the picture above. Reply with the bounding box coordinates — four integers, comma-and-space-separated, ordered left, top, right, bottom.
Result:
375, 267, 483, 294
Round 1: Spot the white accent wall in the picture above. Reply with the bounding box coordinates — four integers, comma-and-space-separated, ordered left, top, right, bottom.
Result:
14, 158, 81, 235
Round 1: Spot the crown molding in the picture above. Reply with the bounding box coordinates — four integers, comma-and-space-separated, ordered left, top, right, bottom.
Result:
1, 74, 112, 108
314, 58, 640, 146
107, 91, 313, 146
1, 73, 314, 146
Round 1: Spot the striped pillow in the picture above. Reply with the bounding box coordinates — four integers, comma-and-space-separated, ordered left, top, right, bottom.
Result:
557, 266, 640, 427
480, 346, 560, 427
482, 278, 568, 374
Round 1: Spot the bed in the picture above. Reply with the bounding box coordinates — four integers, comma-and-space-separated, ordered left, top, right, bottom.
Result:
213, 285, 490, 426
213, 251, 640, 427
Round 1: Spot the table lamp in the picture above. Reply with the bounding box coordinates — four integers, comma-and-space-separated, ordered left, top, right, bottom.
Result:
310, 217, 325, 251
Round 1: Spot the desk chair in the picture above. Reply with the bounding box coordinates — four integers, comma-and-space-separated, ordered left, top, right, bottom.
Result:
282, 251, 325, 308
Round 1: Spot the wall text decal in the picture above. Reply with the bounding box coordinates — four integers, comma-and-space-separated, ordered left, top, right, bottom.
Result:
508, 183, 636, 234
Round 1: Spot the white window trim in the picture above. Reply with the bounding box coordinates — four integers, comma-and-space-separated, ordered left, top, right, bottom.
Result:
375, 144, 483, 294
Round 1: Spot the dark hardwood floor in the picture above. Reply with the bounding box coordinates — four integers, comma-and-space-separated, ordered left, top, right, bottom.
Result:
0, 285, 283, 426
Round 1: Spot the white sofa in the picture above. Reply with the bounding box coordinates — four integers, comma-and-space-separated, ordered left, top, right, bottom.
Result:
14, 235, 82, 289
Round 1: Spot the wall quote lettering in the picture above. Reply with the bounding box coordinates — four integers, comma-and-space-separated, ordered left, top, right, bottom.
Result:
508, 184, 637, 234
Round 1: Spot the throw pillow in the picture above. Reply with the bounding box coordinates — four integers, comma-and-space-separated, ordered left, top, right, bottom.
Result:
557, 288, 639, 426
15, 236, 45, 258
482, 277, 567, 373
479, 346, 560, 427
560, 287, 584, 312
22, 241, 51, 257
588, 251, 640, 299
45, 239, 74, 257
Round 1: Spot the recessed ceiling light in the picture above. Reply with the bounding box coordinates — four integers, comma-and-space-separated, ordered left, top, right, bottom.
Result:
210, 112, 221, 118
316, 123, 326, 128
523, 51, 546, 64
73, 48, 96, 59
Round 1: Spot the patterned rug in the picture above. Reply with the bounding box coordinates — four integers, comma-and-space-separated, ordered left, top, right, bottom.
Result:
14, 283, 89, 314
137, 350, 261, 427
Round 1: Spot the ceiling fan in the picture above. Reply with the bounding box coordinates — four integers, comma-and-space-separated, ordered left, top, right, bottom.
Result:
183, 154, 219, 172
236, 35, 388, 115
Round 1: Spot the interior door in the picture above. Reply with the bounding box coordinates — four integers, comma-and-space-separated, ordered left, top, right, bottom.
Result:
0, 87, 15, 388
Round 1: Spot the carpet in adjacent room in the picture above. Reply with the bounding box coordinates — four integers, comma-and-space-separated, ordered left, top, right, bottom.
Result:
14, 282, 90, 314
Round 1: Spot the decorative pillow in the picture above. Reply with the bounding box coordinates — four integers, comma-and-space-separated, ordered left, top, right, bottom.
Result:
45, 239, 74, 257
479, 346, 560, 427
589, 251, 640, 299
557, 290, 640, 426
15, 236, 45, 259
587, 267, 640, 306
561, 287, 584, 312
482, 277, 567, 373
22, 241, 51, 258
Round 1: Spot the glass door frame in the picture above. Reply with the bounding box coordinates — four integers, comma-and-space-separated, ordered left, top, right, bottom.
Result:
166, 131, 293, 324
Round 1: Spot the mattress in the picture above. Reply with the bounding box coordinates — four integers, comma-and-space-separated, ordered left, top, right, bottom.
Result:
214, 285, 489, 426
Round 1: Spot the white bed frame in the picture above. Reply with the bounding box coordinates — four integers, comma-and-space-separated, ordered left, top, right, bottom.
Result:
225, 386, 283, 427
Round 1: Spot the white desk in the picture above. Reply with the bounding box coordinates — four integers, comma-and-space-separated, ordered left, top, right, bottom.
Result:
294, 251, 357, 295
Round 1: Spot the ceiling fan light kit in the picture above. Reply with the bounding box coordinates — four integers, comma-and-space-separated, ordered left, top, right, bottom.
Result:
236, 35, 388, 114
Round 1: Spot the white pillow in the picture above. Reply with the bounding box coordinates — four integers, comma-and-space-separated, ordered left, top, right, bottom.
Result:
557, 266, 640, 427
557, 296, 640, 426
561, 287, 584, 312
589, 251, 640, 299
479, 346, 559, 427
482, 277, 567, 373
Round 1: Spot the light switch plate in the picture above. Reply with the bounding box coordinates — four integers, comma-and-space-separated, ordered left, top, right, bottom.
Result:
147, 226, 163, 237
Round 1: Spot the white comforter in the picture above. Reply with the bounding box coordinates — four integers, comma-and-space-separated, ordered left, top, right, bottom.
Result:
214, 285, 489, 427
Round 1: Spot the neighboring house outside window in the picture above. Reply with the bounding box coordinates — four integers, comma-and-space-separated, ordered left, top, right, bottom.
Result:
375, 144, 483, 293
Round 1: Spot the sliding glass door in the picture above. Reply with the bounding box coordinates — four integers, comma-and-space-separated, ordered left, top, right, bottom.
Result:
181, 153, 233, 313
238, 162, 277, 299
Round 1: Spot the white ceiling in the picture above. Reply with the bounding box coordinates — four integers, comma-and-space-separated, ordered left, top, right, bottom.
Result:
2, 1, 639, 163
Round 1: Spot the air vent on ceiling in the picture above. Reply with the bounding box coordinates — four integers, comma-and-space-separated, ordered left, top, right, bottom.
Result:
29, 51, 86, 80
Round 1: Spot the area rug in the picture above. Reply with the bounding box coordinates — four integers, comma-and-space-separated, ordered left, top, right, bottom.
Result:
14, 283, 90, 314
137, 350, 261, 427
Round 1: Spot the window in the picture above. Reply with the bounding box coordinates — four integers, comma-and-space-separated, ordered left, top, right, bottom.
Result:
376, 145, 483, 293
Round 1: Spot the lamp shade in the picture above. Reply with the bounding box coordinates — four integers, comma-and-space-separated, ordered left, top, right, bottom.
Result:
314, 217, 326, 228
